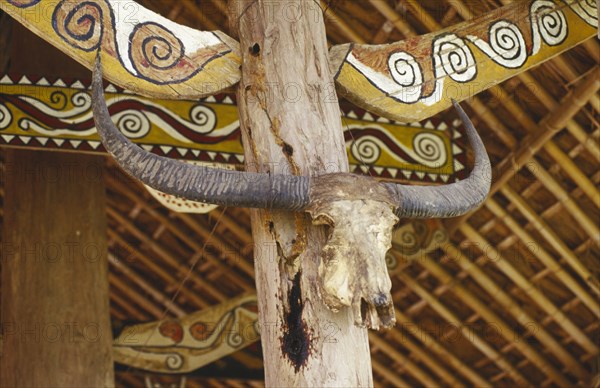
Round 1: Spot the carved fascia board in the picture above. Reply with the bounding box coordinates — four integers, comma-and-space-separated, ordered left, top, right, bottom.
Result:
0, 0, 241, 99
3, 0, 596, 123
330, 0, 598, 122
0, 76, 468, 212
113, 293, 259, 374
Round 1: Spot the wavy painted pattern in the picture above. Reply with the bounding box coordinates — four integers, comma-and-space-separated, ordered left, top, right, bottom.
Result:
0, 76, 465, 185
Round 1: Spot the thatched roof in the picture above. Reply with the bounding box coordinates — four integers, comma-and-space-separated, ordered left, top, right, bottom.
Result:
1, 0, 598, 386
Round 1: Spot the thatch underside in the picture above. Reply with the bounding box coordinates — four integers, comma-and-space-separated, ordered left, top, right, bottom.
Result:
0, 0, 599, 387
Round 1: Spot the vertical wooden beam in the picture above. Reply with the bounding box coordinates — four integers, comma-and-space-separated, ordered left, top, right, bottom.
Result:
1, 149, 114, 387
230, 1, 373, 385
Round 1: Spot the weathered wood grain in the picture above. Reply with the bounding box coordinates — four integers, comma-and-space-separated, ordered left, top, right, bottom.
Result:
231, 0, 373, 385
1, 149, 114, 387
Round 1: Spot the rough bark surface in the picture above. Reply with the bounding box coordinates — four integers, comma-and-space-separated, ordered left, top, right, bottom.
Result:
230, 0, 373, 385
1, 149, 114, 387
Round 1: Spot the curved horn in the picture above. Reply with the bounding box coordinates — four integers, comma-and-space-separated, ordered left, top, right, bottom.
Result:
92, 56, 309, 210
384, 100, 491, 218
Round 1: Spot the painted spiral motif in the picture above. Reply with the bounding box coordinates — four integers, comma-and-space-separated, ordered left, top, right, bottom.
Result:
566, 0, 598, 26
227, 330, 243, 348
188, 105, 217, 134
412, 132, 446, 167
397, 228, 419, 256
385, 252, 398, 271
52, 1, 109, 52
71, 91, 92, 110
468, 20, 527, 69
48, 0, 230, 86
433, 34, 477, 83
114, 110, 151, 139
0, 104, 12, 130
387, 52, 423, 103
531, 0, 568, 55
129, 22, 186, 81
165, 353, 184, 370
351, 137, 382, 164
48, 91, 68, 110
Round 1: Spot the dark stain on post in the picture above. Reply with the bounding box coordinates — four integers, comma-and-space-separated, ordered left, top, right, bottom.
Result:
281, 271, 310, 371
282, 142, 294, 157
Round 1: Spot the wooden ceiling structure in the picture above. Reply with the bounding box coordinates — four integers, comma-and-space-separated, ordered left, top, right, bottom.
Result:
1, 0, 599, 387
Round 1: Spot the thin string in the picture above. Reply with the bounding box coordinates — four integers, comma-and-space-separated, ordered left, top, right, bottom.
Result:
122, 206, 227, 374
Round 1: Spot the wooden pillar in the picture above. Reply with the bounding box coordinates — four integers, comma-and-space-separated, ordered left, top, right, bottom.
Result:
231, 1, 373, 386
1, 149, 114, 387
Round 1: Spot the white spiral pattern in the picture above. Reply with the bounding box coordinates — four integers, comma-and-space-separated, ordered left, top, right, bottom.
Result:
188, 104, 217, 134
385, 252, 398, 270
19, 92, 92, 119
165, 353, 184, 370
468, 21, 527, 68
0, 104, 12, 129
531, 0, 568, 55
433, 34, 477, 83
351, 137, 382, 164
567, 0, 598, 26
413, 132, 447, 167
387, 51, 423, 103
227, 331, 243, 348
113, 110, 151, 139
71, 91, 92, 109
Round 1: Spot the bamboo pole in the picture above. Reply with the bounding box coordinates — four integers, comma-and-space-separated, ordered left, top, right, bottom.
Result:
459, 223, 599, 356
543, 141, 599, 206
526, 158, 600, 242
439, 244, 592, 382
107, 176, 256, 280
396, 272, 533, 387
485, 198, 600, 316
320, 0, 364, 43
369, 334, 440, 387
374, 328, 465, 387
397, 320, 462, 384
368, 0, 414, 38
393, 308, 491, 387
205, 207, 253, 244
108, 253, 187, 317
109, 274, 165, 318
372, 359, 411, 387
491, 68, 600, 195
109, 288, 150, 322
518, 71, 600, 160
107, 228, 211, 309
107, 206, 227, 302
500, 186, 600, 294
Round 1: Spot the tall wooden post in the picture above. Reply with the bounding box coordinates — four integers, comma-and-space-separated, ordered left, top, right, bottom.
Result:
231, 1, 373, 385
1, 149, 114, 387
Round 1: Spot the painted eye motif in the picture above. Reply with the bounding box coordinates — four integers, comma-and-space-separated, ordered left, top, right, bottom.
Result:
158, 321, 184, 344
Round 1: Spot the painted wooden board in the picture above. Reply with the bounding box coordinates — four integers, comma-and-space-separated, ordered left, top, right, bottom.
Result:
0, 75, 467, 185
330, 0, 598, 122
113, 293, 259, 373
0, 0, 241, 99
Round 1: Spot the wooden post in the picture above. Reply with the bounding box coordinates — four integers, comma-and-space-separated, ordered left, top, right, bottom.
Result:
1, 149, 114, 387
230, 1, 372, 385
